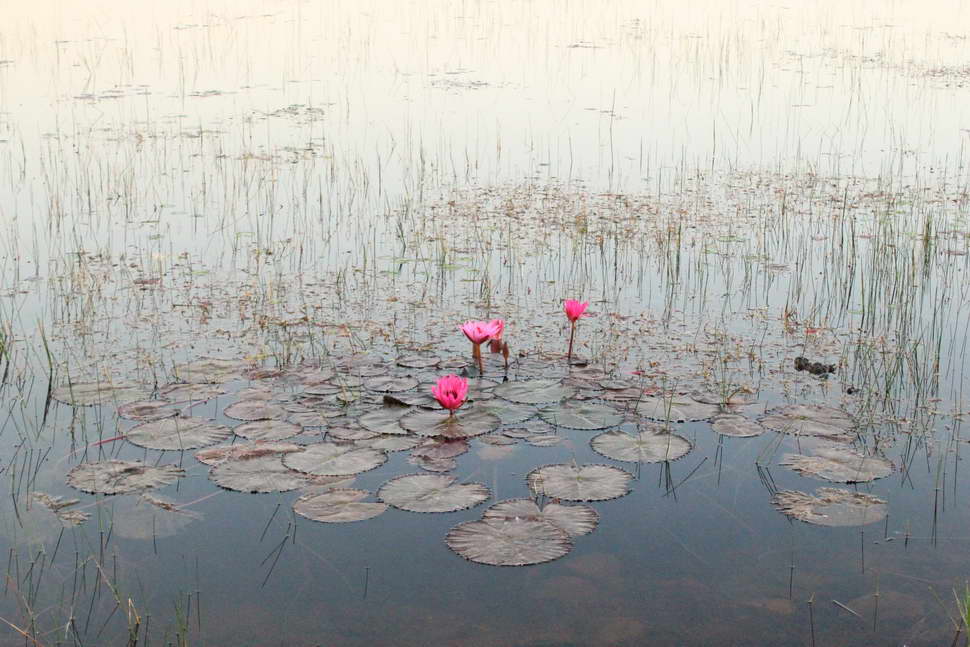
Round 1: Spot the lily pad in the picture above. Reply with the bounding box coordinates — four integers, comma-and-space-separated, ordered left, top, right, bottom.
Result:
470, 401, 537, 425
158, 383, 226, 403
223, 400, 285, 421
174, 357, 251, 384
483, 498, 598, 537
539, 402, 622, 430
411, 438, 470, 460
126, 416, 232, 450
772, 488, 887, 527
759, 405, 855, 440
780, 448, 893, 483
690, 389, 757, 406
378, 474, 490, 513
361, 435, 422, 452
527, 464, 632, 501
525, 434, 565, 447
209, 455, 308, 493
30, 493, 90, 527
328, 426, 380, 441
408, 455, 457, 472
358, 408, 410, 435
493, 379, 576, 404
446, 518, 572, 566
195, 441, 303, 466
591, 429, 692, 463
117, 400, 178, 421
68, 461, 185, 495
364, 376, 419, 392
293, 489, 387, 523
634, 396, 720, 422
52, 382, 151, 407
396, 354, 441, 369
283, 442, 387, 476
399, 409, 501, 439
711, 414, 766, 438
233, 419, 302, 441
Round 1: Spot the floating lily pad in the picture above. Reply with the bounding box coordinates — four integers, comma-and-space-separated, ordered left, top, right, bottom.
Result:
470, 401, 537, 425
634, 396, 720, 422
68, 461, 185, 495
378, 474, 490, 513
525, 434, 565, 447
759, 405, 855, 440
328, 426, 380, 441
233, 419, 302, 441
126, 416, 232, 450
209, 455, 308, 493
174, 357, 251, 383
780, 448, 893, 483
234, 387, 276, 401
52, 382, 151, 407
411, 438, 470, 460
364, 376, 419, 392
329, 375, 364, 388
361, 435, 422, 452
358, 408, 410, 435
479, 434, 518, 446
223, 400, 285, 421
117, 400, 178, 421
690, 389, 757, 406
527, 464, 632, 501
399, 409, 501, 439
288, 412, 331, 427
293, 489, 387, 523
283, 442, 387, 476
483, 499, 598, 537
591, 429, 692, 463
408, 455, 457, 472
493, 379, 576, 404
711, 414, 766, 438
772, 488, 887, 527
158, 383, 226, 403
382, 392, 438, 408
446, 518, 572, 566
539, 402, 622, 430
396, 354, 441, 369
195, 441, 303, 466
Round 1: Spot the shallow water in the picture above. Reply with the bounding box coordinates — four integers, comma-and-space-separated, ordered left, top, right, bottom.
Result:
0, 2, 969, 645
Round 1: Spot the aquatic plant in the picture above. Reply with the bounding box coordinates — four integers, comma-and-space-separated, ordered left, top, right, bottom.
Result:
460, 320, 501, 373
431, 374, 469, 416
563, 299, 588, 364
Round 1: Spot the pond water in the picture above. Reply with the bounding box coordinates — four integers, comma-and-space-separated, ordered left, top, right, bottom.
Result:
1, 1, 970, 645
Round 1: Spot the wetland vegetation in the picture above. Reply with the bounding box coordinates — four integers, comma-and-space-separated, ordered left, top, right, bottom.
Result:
1, 1, 970, 645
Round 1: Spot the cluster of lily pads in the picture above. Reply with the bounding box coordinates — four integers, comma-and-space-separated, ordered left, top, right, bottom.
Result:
47, 321, 893, 566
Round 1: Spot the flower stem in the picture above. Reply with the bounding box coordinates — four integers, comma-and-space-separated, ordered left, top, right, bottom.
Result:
472, 342, 484, 375
567, 322, 576, 364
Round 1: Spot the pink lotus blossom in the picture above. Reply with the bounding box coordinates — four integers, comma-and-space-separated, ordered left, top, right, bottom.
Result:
488, 319, 505, 339
460, 320, 497, 345
564, 300, 589, 323
431, 375, 469, 413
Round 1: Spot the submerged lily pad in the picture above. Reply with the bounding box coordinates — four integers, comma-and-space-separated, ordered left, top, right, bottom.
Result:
399, 409, 501, 439
634, 396, 720, 422
283, 442, 387, 476
126, 416, 232, 450
483, 499, 598, 537
591, 429, 692, 463
378, 474, 490, 513
711, 414, 765, 438
527, 464, 632, 501
759, 405, 855, 439
174, 357, 251, 384
446, 518, 572, 566
52, 382, 151, 407
539, 402, 622, 430
117, 400, 178, 422
223, 400, 285, 421
209, 455, 308, 493
358, 408, 410, 435
195, 441, 303, 466
233, 419, 302, 441
780, 448, 893, 483
293, 489, 387, 523
364, 376, 419, 393
68, 461, 185, 495
772, 488, 887, 527
493, 379, 576, 404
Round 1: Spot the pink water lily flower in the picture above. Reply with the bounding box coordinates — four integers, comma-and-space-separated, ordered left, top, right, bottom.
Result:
431, 374, 469, 415
564, 300, 589, 323
488, 319, 505, 339
460, 321, 497, 345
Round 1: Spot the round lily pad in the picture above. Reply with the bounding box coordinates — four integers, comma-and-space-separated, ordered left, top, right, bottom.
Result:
411, 438, 470, 460
52, 382, 151, 407
483, 498, 598, 537
361, 435, 422, 452
195, 441, 303, 466
327, 426, 380, 441
634, 396, 720, 422
209, 455, 308, 493
446, 518, 572, 566
363, 376, 419, 393
759, 405, 855, 439
591, 429, 692, 463
470, 401, 537, 425
539, 402, 622, 430
293, 489, 387, 523
399, 409, 501, 439
174, 357, 251, 384
690, 389, 757, 406
378, 474, 490, 513
126, 416, 233, 450
233, 419, 302, 441
158, 383, 226, 403
68, 461, 185, 495
396, 354, 441, 369
283, 442, 387, 476
223, 400, 285, 421
711, 414, 765, 438
527, 464, 632, 501
525, 434, 565, 447
408, 455, 457, 472
772, 488, 887, 527
117, 400, 178, 422
357, 408, 409, 435
493, 379, 576, 404
780, 448, 893, 483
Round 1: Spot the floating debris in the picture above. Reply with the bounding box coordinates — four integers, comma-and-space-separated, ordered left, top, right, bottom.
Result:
772, 488, 887, 526
780, 447, 893, 483
794, 356, 836, 376
31, 493, 89, 526
539, 402, 623, 430
527, 464, 632, 501
446, 518, 572, 566
591, 429, 692, 463
378, 474, 490, 513
68, 461, 185, 495
126, 416, 233, 450
293, 489, 387, 523
158, 383, 226, 403
111, 495, 202, 539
